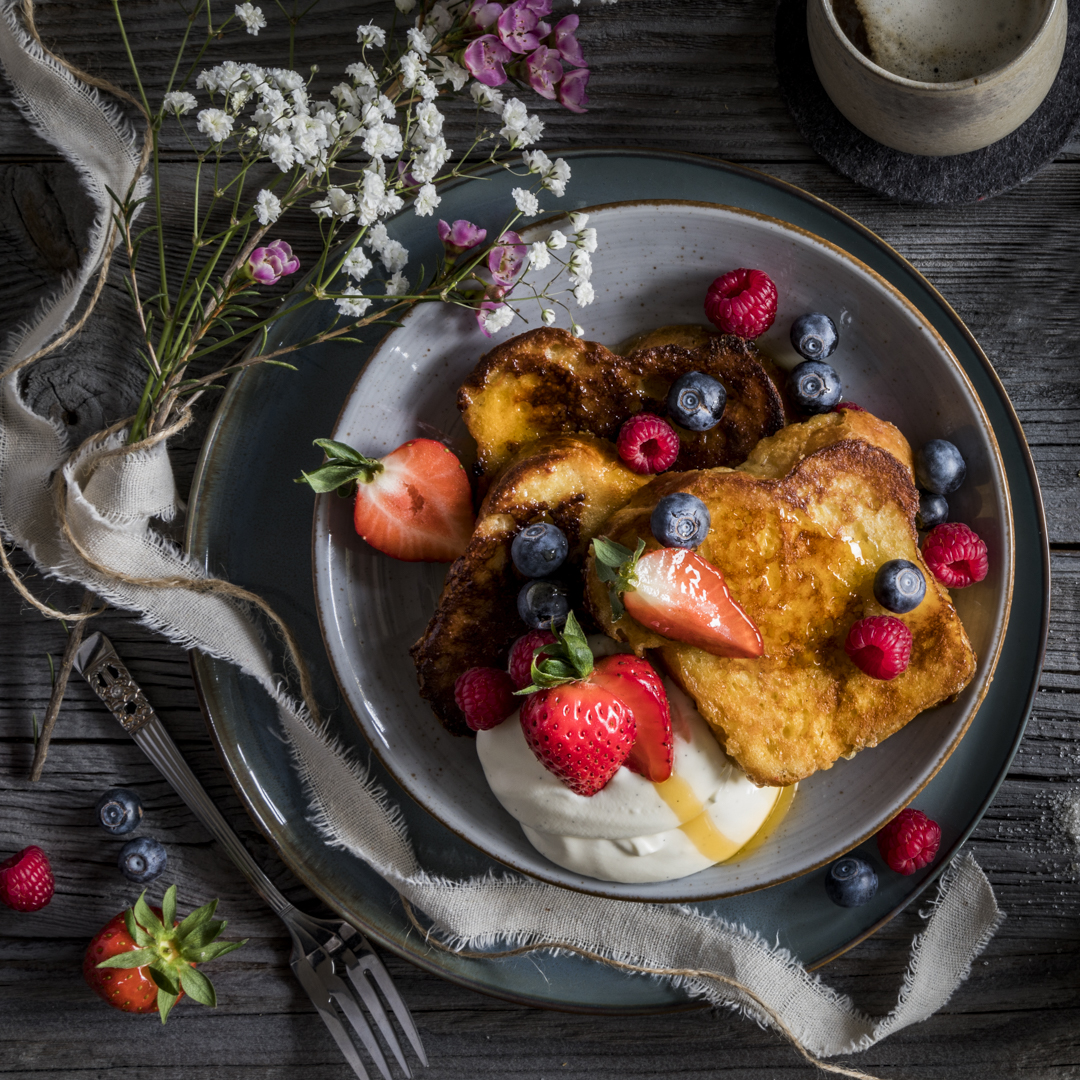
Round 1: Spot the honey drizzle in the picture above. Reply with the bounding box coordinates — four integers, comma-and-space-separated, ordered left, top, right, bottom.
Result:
654, 774, 744, 863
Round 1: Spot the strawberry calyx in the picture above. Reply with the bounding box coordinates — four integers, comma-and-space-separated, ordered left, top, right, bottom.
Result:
515, 610, 594, 694
294, 437, 385, 496
591, 535, 646, 621
96, 884, 247, 1024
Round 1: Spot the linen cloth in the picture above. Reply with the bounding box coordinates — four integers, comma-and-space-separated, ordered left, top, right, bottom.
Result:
0, 3, 1004, 1059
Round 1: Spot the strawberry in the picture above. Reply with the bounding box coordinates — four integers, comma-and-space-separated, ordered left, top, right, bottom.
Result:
84, 885, 246, 1023
516, 612, 639, 796
0, 845, 54, 911
593, 538, 764, 659
296, 437, 474, 562
591, 653, 674, 782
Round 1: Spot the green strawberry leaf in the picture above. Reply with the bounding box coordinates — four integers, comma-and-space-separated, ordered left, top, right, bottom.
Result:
191, 939, 248, 964
124, 907, 150, 946
175, 898, 218, 943
161, 884, 177, 930
180, 919, 229, 953
294, 438, 383, 495
179, 965, 217, 1008
96, 948, 156, 970
148, 963, 180, 996
591, 536, 645, 622
134, 892, 165, 939
157, 985, 179, 1025
515, 611, 594, 694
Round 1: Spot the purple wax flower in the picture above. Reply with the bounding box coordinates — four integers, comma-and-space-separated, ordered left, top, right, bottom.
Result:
523, 46, 563, 100
246, 239, 300, 284
496, 0, 543, 54
438, 218, 488, 255
557, 67, 590, 114
520, 0, 552, 17
488, 230, 525, 285
466, 0, 503, 31
464, 34, 513, 86
552, 14, 585, 67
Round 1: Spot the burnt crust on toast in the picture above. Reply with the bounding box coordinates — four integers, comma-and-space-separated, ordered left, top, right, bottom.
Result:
410, 434, 650, 735
458, 327, 785, 482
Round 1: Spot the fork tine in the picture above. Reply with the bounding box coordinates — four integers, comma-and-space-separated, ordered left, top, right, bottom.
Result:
341, 946, 412, 1078
316, 957, 394, 1080
352, 945, 430, 1068
290, 953, 372, 1080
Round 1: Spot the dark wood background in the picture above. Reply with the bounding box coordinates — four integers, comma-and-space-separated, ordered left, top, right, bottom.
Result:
2, 2, 1079, 1076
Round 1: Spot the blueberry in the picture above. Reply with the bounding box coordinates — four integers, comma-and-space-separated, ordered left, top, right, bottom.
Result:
824, 856, 878, 907
95, 788, 143, 836
790, 312, 838, 360
650, 492, 711, 549
512, 523, 568, 578
874, 559, 927, 614
915, 440, 966, 495
517, 579, 569, 630
917, 490, 949, 530
787, 360, 842, 415
666, 371, 727, 431
118, 837, 167, 884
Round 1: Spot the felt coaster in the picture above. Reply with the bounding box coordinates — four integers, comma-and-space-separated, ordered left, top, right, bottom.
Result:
775, 0, 1080, 205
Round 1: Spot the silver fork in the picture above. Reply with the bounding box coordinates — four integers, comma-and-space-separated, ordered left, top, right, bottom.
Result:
74, 631, 428, 1080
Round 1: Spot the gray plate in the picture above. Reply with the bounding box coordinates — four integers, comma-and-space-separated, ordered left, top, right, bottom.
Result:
187, 150, 1049, 1012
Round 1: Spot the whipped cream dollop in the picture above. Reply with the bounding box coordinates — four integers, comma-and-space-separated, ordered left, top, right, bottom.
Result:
476, 647, 785, 883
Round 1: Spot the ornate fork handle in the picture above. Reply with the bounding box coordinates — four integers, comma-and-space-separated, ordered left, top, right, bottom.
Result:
75, 632, 294, 918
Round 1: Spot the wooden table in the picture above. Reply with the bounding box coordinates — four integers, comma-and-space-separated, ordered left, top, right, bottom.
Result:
2, 2, 1079, 1076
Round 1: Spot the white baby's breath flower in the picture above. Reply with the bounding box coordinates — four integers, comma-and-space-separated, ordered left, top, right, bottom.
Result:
254, 188, 282, 224
470, 81, 504, 112
414, 101, 444, 141
427, 2, 453, 32
263, 130, 296, 170
342, 246, 373, 281
395, 0, 417, 11
481, 304, 515, 335
406, 27, 431, 56
430, 56, 469, 91
568, 249, 592, 285
414, 183, 440, 216
163, 91, 197, 115
235, 3, 266, 35
576, 227, 598, 253
356, 22, 386, 47
345, 63, 377, 88
546, 230, 567, 250
499, 98, 528, 144
522, 149, 551, 175
543, 158, 571, 197
541, 308, 557, 325
571, 321, 584, 337
512, 187, 540, 216
569, 211, 590, 231
336, 285, 371, 318
327, 187, 356, 220
197, 108, 234, 143
363, 120, 404, 160
520, 113, 543, 146
573, 281, 595, 306
384, 272, 409, 296
379, 239, 409, 273
528, 241, 551, 270
399, 51, 423, 89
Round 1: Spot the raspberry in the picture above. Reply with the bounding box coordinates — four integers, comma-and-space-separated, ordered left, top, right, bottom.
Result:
844, 615, 912, 680
922, 522, 988, 588
508, 629, 557, 690
877, 807, 941, 875
454, 666, 517, 730
704, 268, 778, 338
0, 846, 54, 911
835, 401, 864, 412
616, 414, 680, 474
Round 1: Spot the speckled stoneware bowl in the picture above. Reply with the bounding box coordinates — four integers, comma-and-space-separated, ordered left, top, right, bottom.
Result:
807, 0, 1067, 156
313, 199, 1013, 904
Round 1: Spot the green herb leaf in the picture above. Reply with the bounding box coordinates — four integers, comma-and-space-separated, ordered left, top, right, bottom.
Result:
161, 884, 177, 930
157, 985, 179, 1025
96, 948, 156, 970
134, 892, 165, 939
179, 965, 217, 1007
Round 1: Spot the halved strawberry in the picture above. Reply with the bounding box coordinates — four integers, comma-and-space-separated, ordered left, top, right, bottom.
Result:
593, 538, 763, 659
297, 437, 474, 562
591, 654, 673, 782
516, 612, 638, 796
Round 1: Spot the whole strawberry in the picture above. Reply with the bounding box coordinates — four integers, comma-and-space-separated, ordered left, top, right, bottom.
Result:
0, 845, 54, 911
296, 437, 475, 562
877, 808, 941, 875
84, 885, 246, 1023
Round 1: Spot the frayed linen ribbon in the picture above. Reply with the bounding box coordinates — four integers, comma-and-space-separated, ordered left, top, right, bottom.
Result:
0, 4, 1004, 1072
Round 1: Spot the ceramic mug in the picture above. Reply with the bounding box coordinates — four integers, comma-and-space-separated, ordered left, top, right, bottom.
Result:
807, 0, 1068, 156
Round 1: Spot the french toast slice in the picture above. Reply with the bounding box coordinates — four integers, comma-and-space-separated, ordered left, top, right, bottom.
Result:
585, 419, 976, 786
411, 434, 650, 735
458, 326, 785, 482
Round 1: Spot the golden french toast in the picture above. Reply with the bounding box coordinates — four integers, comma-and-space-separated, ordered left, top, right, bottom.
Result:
458, 326, 786, 482
585, 415, 976, 786
411, 434, 650, 735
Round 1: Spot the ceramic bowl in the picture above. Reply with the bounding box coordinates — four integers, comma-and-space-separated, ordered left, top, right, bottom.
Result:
807, 0, 1067, 156
312, 199, 1013, 903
